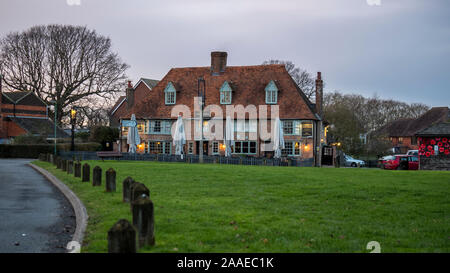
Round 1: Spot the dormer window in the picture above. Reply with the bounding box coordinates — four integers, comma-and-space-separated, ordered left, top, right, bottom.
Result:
220, 81, 232, 104
265, 80, 278, 104
164, 82, 176, 105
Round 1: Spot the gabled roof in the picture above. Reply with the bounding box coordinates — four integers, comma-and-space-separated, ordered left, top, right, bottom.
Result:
109, 96, 126, 116
9, 117, 69, 138
2, 91, 31, 103
134, 78, 159, 90
126, 64, 319, 120
376, 107, 449, 137
2, 91, 47, 106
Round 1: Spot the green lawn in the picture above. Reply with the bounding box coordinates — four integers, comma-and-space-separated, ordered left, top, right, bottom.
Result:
33, 160, 450, 253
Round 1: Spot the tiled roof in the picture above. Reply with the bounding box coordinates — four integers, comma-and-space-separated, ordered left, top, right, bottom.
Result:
376, 107, 449, 137
9, 117, 69, 138
124, 64, 318, 120
140, 78, 159, 89
416, 122, 450, 136
2, 91, 30, 103
109, 96, 126, 115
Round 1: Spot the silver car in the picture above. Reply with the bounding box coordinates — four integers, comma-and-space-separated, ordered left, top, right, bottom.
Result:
344, 154, 366, 167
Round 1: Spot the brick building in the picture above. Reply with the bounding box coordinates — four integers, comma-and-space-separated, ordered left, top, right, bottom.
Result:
109, 78, 159, 128
0, 90, 67, 143
376, 107, 450, 153
416, 121, 450, 170
115, 52, 325, 164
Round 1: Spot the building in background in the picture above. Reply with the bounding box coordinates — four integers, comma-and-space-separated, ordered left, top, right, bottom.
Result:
0, 90, 68, 143
416, 120, 450, 170
375, 107, 450, 154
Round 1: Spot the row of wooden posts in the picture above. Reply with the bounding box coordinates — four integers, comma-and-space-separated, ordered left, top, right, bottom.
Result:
39, 153, 154, 253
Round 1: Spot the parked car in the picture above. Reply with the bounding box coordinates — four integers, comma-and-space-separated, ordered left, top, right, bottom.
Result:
381, 154, 419, 170
406, 150, 418, 156
343, 154, 366, 167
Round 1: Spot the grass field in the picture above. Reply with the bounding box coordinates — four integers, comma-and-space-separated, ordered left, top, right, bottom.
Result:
33, 160, 450, 253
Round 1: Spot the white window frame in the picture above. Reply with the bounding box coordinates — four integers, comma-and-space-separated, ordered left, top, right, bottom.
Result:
265, 80, 278, 104
220, 81, 232, 104
164, 82, 176, 105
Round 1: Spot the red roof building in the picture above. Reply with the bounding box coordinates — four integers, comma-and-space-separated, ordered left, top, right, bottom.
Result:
114, 52, 325, 164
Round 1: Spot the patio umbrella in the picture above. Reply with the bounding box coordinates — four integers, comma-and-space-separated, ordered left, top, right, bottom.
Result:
273, 117, 285, 159
173, 115, 186, 159
127, 114, 141, 153
225, 116, 234, 157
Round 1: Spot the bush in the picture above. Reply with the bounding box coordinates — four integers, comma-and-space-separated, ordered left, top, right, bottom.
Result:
12, 134, 48, 144
0, 142, 102, 158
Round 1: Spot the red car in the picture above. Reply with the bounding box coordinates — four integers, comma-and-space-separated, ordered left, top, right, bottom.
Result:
381, 155, 419, 170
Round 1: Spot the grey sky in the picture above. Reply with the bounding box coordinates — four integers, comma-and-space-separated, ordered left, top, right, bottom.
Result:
1, 0, 449, 106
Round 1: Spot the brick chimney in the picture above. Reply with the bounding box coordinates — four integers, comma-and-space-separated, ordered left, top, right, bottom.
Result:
315, 72, 323, 117
211, 51, 227, 75
126, 81, 134, 109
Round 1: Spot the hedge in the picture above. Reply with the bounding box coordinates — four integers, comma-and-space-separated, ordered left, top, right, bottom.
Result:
0, 143, 102, 159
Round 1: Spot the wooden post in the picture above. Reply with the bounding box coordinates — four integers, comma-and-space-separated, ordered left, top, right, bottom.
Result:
107, 219, 137, 253
56, 157, 62, 169
130, 182, 150, 203
62, 159, 67, 171
67, 160, 73, 174
122, 177, 135, 203
74, 161, 81, 178
82, 163, 90, 182
105, 168, 116, 192
92, 166, 102, 186
131, 195, 155, 247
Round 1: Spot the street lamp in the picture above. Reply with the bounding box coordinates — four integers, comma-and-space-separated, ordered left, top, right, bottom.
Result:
70, 108, 77, 152
198, 77, 206, 163
49, 100, 57, 156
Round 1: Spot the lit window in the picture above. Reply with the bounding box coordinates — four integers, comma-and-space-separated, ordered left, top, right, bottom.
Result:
220, 81, 232, 104
164, 82, 176, 105
265, 80, 278, 104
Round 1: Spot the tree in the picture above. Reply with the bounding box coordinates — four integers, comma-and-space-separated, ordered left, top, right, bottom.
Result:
0, 24, 129, 125
262, 60, 316, 100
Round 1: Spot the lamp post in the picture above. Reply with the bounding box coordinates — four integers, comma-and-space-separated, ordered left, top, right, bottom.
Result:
70, 108, 77, 152
198, 77, 206, 163
50, 100, 57, 156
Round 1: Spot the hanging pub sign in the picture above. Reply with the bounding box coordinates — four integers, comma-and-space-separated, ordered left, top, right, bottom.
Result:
122, 120, 137, 127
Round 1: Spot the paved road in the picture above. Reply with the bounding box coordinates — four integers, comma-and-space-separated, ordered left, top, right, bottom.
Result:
0, 159, 75, 253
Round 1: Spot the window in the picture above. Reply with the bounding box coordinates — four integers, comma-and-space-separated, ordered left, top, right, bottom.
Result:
233, 141, 257, 154
220, 81, 232, 104
149, 141, 172, 154
149, 120, 172, 134
137, 121, 146, 133
234, 120, 257, 133
302, 122, 312, 137
188, 142, 194, 154
398, 137, 404, 144
265, 80, 278, 104
212, 141, 219, 154
282, 141, 302, 156
283, 121, 293, 135
164, 82, 176, 105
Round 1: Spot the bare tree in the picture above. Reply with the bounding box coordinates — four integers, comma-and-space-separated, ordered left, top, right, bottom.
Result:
262, 60, 316, 100
0, 25, 129, 125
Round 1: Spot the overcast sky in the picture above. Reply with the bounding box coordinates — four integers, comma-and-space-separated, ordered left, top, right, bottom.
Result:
1, 0, 449, 107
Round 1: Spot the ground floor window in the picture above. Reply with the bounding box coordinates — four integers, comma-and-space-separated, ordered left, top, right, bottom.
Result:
282, 141, 301, 156
233, 141, 257, 154
148, 141, 171, 154
212, 141, 219, 154
188, 142, 194, 154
